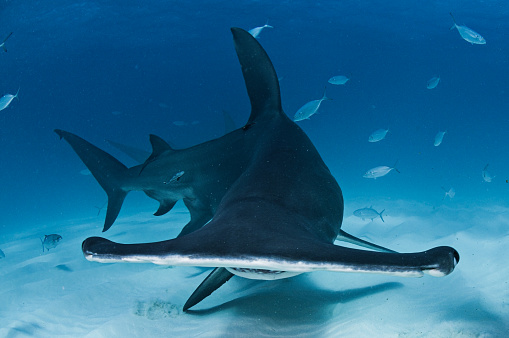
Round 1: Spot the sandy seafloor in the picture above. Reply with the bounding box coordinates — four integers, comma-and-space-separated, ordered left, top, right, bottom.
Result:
1, 199, 508, 337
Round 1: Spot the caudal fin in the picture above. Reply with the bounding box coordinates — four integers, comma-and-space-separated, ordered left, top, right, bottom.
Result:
55, 129, 129, 232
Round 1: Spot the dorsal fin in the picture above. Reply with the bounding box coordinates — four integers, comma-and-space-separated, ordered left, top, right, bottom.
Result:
231, 27, 282, 124
149, 134, 173, 155
139, 135, 174, 175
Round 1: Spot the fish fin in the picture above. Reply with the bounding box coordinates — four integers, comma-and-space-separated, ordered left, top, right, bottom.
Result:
183, 267, 234, 311
231, 28, 283, 125
449, 13, 458, 27
321, 86, 333, 101
138, 134, 175, 175
379, 209, 385, 223
393, 160, 400, 173
153, 200, 177, 217
3, 32, 12, 43
2, 45, 6, 52
55, 129, 130, 232
149, 134, 173, 155
337, 230, 397, 253
178, 199, 215, 237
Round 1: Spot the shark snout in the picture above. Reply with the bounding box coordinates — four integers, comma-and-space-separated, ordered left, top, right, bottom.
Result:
422, 246, 460, 277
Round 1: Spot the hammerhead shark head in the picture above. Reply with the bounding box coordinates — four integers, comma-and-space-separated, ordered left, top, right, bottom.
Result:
57, 28, 459, 311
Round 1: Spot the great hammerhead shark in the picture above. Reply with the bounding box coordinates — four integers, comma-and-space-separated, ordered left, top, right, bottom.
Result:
57, 28, 459, 311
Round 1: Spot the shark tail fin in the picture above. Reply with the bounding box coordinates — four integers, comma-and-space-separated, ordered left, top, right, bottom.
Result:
55, 129, 129, 232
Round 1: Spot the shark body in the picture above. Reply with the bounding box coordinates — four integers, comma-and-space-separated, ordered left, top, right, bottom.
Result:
57, 28, 459, 311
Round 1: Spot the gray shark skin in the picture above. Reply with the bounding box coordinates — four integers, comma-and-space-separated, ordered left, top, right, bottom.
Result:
78, 28, 459, 311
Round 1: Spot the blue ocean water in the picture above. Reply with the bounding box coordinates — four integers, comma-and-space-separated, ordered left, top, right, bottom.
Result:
1, 1, 509, 335
0, 0, 508, 231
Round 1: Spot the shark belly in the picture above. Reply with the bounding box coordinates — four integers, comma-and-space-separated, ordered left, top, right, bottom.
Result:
226, 267, 303, 280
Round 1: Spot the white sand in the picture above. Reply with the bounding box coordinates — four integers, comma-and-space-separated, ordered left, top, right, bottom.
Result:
1, 201, 508, 337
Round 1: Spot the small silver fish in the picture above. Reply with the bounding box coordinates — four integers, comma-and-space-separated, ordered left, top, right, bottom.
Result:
41, 234, 62, 252
0, 32, 13, 52
0, 248, 5, 259
450, 13, 486, 45
368, 128, 389, 142
328, 75, 349, 85
434, 131, 446, 147
164, 171, 185, 184
0, 87, 19, 112
80, 168, 91, 176
363, 162, 400, 179
172, 121, 187, 126
427, 76, 440, 89
353, 207, 385, 222
442, 187, 455, 200
248, 21, 273, 39
482, 164, 493, 183
293, 88, 332, 122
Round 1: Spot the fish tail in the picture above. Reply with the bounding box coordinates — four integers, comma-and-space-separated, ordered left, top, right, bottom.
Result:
3, 32, 12, 43
2, 32, 12, 52
55, 129, 130, 232
321, 86, 332, 101
393, 160, 400, 173
449, 13, 457, 30
379, 209, 385, 223
40, 237, 45, 252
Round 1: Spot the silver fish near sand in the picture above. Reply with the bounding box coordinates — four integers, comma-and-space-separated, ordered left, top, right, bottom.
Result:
41, 234, 62, 252
363, 163, 400, 179
434, 131, 446, 147
427, 76, 440, 89
368, 128, 389, 142
450, 13, 486, 45
293, 88, 332, 121
482, 164, 493, 183
354, 207, 385, 222
248, 21, 273, 38
0, 88, 19, 112
0, 32, 13, 52
328, 75, 349, 85
0, 248, 5, 259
